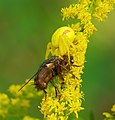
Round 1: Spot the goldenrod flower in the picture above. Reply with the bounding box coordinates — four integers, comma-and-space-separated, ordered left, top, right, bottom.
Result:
61, 4, 78, 20
47, 113, 67, 120
11, 98, 20, 106
41, 0, 115, 119
68, 100, 84, 118
79, 0, 91, 5
26, 92, 34, 98
0, 93, 9, 106
61, 3, 92, 24
21, 99, 30, 108
43, 1, 96, 119
93, 0, 115, 21
103, 104, 115, 119
70, 23, 82, 33
0, 109, 8, 118
77, 4, 92, 24
0, 93, 9, 118
103, 112, 113, 118
11, 98, 30, 109
83, 22, 97, 37
111, 104, 115, 112
23, 116, 39, 120
8, 84, 23, 96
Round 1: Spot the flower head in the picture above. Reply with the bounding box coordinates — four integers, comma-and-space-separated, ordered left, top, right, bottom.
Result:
111, 104, 115, 112
0, 93, 9, 106
23, 116, 39, 120
103, 104, 115, 119
93, 0, 115, 21
0, 93, 9, 118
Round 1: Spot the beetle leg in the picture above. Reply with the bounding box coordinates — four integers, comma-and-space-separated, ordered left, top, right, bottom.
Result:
43, 89, 47, 100
56, 66, 65, 90
50, 80, 60, 97
58, 63, 81, 80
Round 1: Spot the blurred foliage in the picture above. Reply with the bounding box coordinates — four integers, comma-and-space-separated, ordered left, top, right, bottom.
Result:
0, 0, 115, 120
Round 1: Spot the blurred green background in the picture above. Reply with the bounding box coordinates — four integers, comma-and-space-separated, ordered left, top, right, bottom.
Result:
0, 0, 115, 120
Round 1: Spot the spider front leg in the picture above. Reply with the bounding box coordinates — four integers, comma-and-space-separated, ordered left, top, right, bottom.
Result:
58, 35, 76, 62
45, 42, 58, 59
45, 42, 60, 59
58, 35, 70, 60
45, 42, 52, 59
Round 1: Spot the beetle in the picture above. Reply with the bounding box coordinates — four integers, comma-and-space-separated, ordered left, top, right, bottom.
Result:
18, 55, 70, 92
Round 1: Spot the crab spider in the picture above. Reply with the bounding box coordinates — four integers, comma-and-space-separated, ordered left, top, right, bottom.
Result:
45, 26, 76, 61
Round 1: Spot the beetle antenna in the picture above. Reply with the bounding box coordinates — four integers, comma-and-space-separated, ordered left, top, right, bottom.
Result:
18, 72, 38, 92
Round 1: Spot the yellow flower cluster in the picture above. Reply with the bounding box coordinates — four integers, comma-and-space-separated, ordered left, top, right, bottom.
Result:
111, 104, 115, 112
41, 0, 115, 119
0, 83, 42, 119
61, 3, 96, 37
103, 104, 115, 119
23, 116, 39, 120
93, 0, 115, 21
61, 3, 92, 24
42, 25, 86, 119
0, 93, 9, 118
41, 14, 90, 120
